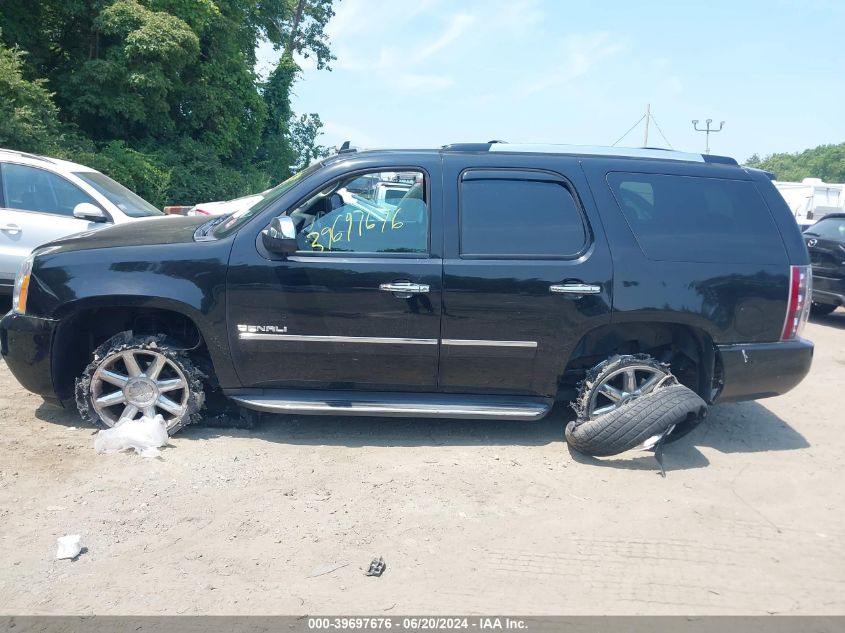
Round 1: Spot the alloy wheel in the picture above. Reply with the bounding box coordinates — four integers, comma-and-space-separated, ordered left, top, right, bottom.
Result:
90, 349, 190, 430
586, 363, 669, 419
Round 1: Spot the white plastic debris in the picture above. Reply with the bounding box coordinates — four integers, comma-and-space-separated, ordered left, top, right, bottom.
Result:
56, 535, 82, 560
94, 415, 169, 458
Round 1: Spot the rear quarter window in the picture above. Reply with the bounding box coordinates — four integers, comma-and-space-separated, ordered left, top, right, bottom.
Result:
607, 172, 786, 264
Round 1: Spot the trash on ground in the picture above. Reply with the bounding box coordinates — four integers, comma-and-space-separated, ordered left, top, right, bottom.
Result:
366, 557, 386, 577
94, 415, 169, 458
56, 535, 82, 560
308, 562, 349, 578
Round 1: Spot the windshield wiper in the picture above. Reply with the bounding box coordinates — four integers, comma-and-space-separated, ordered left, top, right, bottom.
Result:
194, 214, 230, 240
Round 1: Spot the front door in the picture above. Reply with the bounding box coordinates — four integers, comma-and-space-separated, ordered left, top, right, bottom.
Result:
226, 159, 443, 391
439, 154, 613, 397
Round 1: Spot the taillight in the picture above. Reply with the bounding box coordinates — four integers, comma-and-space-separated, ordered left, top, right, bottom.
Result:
781, 265, 812, 340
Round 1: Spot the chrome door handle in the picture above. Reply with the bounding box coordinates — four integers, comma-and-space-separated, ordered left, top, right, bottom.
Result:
379, 281, 430, 296
550, 283, 601, 295
0, 224, 21, 235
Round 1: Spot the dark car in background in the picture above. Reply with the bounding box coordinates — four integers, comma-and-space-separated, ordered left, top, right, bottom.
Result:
804, 212, 845, 315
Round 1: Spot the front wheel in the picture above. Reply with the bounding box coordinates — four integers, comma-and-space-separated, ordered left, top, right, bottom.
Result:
75, 332, 205, 435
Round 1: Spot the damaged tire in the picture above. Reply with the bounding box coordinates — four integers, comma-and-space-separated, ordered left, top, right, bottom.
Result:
75, 332, 205, 435
566, 383, 707, 457
572, 354, 672, 421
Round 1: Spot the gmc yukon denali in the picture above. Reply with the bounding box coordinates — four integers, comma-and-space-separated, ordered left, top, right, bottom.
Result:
0, 143, 814, 451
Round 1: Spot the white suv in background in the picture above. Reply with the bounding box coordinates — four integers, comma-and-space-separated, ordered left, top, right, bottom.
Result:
0, 148, 164, 294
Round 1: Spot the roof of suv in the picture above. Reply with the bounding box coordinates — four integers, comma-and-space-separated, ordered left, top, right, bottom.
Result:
326, 142, 738, 167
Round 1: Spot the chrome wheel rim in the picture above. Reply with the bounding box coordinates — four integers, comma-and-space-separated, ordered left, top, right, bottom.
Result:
90, 349, 189, 430
587, 363, 668, 419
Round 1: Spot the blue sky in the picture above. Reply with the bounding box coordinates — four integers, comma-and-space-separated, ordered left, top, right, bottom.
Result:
256, 0, 845, 162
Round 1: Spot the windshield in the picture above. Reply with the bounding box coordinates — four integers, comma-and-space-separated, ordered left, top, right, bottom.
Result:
212, 162, 324, 238
73, 171, 163, 217
805, 217, 845, 241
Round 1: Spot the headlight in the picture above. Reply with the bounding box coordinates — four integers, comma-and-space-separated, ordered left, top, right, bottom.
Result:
12, 255, 34, 314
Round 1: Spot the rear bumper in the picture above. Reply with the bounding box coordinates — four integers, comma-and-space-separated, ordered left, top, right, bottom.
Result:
714, 338, 813, 403
0, 311, 62, 405
812, 274, 845, 307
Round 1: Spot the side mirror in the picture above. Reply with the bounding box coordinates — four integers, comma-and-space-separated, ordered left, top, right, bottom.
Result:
73, 202, 108, 223
261, 216, 298, 255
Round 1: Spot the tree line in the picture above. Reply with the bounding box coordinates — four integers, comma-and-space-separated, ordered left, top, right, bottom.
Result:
746, 142, 845, 183
0, 0, 335, 208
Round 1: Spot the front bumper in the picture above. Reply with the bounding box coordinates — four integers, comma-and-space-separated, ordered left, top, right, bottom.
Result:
812, 274, 845, 307
714, 338, 813, 403
0, 311, 61, 405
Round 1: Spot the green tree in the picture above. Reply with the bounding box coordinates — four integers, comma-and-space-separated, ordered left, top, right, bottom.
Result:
0, 36, 61, 154
745, 143, 845, 182
289, 112, 330, 172
0, 0, 336, 206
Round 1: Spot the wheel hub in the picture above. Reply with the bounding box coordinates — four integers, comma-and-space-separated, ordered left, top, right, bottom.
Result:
124, 377, 159, 408
586, 362, 669, 419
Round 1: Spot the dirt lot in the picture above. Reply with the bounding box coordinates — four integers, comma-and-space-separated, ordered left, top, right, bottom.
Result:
1, 312, 844, 615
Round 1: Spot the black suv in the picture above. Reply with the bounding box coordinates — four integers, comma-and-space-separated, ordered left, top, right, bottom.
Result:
0, 143, 814, 442
804, 212, 845, 315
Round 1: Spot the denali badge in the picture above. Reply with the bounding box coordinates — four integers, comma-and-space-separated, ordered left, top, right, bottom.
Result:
237, 324, 288, 334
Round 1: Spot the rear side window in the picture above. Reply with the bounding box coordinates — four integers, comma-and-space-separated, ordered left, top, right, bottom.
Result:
460, 174, 586, 257
607, 173, 785, 264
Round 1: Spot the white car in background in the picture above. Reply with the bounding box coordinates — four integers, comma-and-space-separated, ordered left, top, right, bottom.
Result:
187, 191, 269, 217
0, 148, 164, 295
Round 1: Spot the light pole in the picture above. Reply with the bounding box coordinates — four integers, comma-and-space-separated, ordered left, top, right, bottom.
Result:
692, 119, 725, 154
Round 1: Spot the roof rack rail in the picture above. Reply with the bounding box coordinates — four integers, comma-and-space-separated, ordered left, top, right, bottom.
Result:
441, 142, 738, 165
0, 148, 55, 164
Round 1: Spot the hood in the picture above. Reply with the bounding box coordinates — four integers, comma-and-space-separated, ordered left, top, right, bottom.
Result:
36, 215, 210, 255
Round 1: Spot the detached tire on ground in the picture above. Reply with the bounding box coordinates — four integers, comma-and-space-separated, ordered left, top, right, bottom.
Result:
75, 332, 205, 435
565, 383, 707, 457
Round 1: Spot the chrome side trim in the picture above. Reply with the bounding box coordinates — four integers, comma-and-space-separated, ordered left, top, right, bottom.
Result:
239, 333, 438, 345
441, 339, 537, 348
231, 393, 552, 420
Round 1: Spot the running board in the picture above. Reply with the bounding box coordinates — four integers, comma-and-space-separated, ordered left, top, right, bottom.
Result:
228, 390, 553, 420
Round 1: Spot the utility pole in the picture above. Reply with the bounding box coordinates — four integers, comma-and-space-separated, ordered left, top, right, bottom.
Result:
643, 104, 651, 147
691, 118, 725, 154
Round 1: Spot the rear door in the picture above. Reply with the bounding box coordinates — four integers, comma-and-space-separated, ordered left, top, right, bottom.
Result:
0, 162, 108, 285
439, 154, 613, 397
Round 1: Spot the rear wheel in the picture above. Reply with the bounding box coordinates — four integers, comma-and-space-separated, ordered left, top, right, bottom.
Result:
76, 332, 205, 434
566, 383, 707, 457
567, 354, 707, 456
572, 354, 671, 421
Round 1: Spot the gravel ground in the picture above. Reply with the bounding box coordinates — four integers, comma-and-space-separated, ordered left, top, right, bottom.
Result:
0, 312, 843, 615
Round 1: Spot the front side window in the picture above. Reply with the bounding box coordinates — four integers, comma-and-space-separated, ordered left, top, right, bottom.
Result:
1, 163, 97, 217
290, 170, 428, 254
459, 174, 587, 257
